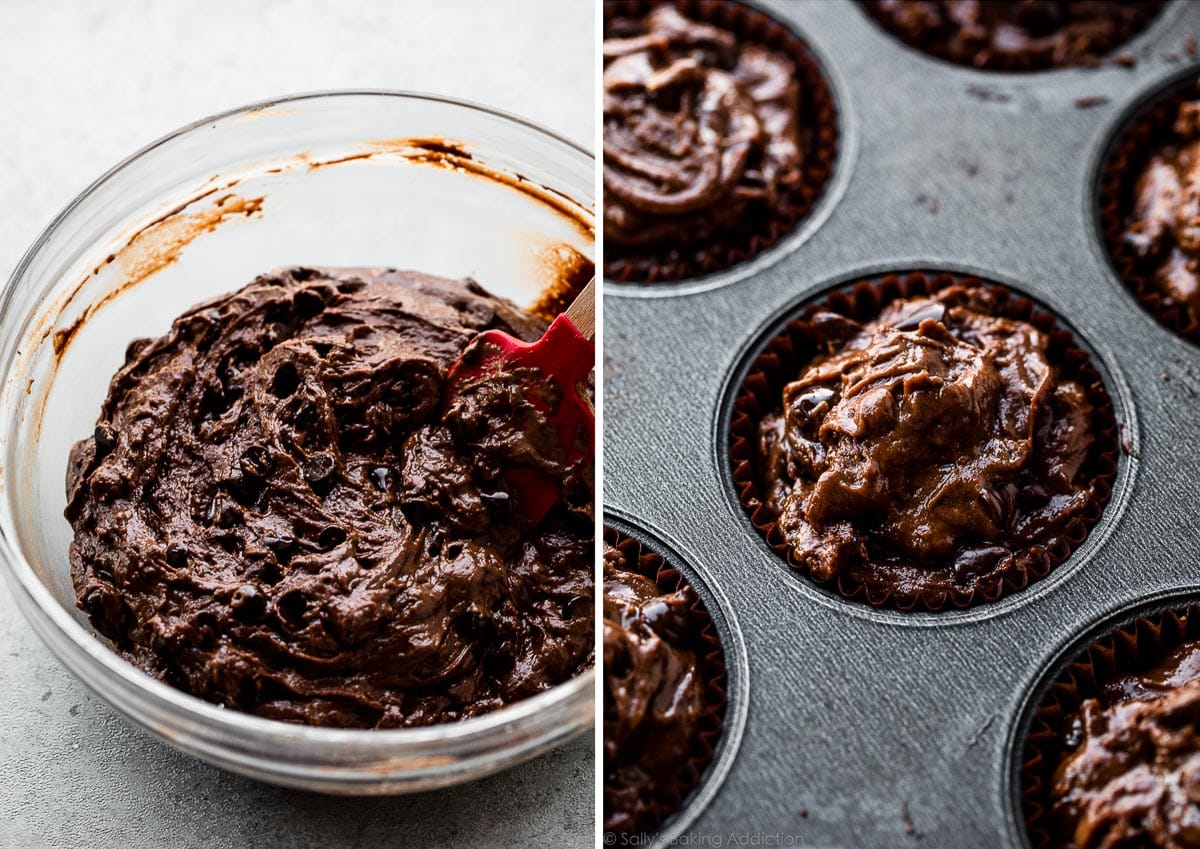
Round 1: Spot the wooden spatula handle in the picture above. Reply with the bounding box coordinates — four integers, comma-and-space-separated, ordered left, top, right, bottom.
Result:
561, 277, 595, 342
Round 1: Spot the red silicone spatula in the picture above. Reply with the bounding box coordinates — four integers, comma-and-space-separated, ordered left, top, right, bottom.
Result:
445, 278, 595, 522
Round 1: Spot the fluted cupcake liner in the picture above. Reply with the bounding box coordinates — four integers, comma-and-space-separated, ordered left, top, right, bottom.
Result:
1099, 73, 1200, 346
1020, 600, 1200, 849
729, 271, 1120, 613
859, 1, 1165, 73
603, 0, 839, 285
602, 526, 728, 837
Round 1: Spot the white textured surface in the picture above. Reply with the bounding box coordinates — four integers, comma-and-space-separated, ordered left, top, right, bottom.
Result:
0, 2, 594, 847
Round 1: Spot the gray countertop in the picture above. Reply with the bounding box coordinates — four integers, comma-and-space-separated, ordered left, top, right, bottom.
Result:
0, 2, 594, 847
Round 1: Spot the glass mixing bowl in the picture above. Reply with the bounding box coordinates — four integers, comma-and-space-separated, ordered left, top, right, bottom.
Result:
0, 91, 595, 794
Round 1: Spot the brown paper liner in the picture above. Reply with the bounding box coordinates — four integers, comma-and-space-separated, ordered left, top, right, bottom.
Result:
1099, 73, 1200, 346
602, 526, 729, 836
603, 0, 840, 285
1019, 600, 1200, 849
859, 1, 1165, 73
729, 271, 1120, 613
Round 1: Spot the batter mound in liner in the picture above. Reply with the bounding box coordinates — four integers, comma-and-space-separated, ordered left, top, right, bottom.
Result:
603, 0, 838, 283
732, 275, 1118, 611
1022, 604, 1200, 849
603, 528, 726, 835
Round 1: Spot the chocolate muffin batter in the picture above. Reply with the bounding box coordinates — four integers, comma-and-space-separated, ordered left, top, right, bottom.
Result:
66, 267, 593, 729
603, 4, 804, 250
757, 286, 1098, 603
1124, 97, 1200, 320
603, 540, 703, 834
861, 1, 1164, 71
1051, 640, 1200, 849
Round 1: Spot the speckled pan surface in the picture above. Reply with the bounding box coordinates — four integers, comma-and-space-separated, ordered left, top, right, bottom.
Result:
603, 1, 1200, 845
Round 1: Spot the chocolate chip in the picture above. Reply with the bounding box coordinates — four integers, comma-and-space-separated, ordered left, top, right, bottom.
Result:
368, 466, 392, 491
981, 486, 1015, 524
808, 311, 862, 347
264, 300, 293, 324
317, 527, 347, 551
231, 585, 266, 622
82, 585, 127, 634
215, 501, 242, 528
454, 605, 494, 639
640, 597, 690, 642
225, 471, 263, 508
263, 534, 295, 553
239, 445, 274, 480
124, 338, 151, 363
166, 544, 189, 567
93, 424, 118, 457
271, 363, 300, 398
257, 562, 282, 585
303, 452, 337, 495
293, 288, 325, 318
276, 590, 308, 628
191, 612, 218, 648
954, 546, 1009, 579
794, 386, 836, 417
894, 301, 947, 332
479, 489, 511, 517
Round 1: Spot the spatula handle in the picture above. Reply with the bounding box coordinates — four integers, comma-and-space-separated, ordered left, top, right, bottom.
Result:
562, 277, 595, 342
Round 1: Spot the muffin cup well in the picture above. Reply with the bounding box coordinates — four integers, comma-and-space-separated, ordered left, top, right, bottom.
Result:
1019, 600, 1200, 849
603, 0, 840, 285
603, 526, 728, 836
1099, 72, 1200, 346
729, 271, 1120, 613
859, 1, 1165, 73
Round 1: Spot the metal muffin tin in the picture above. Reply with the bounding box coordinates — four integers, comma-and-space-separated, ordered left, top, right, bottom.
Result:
603, 1, 1200, 845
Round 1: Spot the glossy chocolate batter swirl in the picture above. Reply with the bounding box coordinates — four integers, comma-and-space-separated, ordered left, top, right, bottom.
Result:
757, 286, 1097, 603
603, 4, 803, 249
1051, 641, 1200, 849
1124, 98, 1200, 320
603, 540, 702, 834
66, 267, 593, 728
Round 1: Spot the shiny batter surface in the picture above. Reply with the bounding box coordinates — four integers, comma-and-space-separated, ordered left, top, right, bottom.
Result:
862, 0, 1162, 70
757, 287, 1096, 601
603, 4, 804, 249
1051, 640, 1200, 849
66, 267, 593, 728
603, 541, 702, 834
1125, 98, 1200, 318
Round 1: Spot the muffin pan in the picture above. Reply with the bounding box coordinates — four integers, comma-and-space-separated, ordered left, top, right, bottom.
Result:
603, 1, 1200, 845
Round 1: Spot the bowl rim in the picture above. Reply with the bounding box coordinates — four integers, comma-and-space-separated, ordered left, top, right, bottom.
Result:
0, 88, 596, 747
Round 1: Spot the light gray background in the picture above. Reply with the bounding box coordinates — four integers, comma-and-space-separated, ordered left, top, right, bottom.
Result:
0, 2, 595, 847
